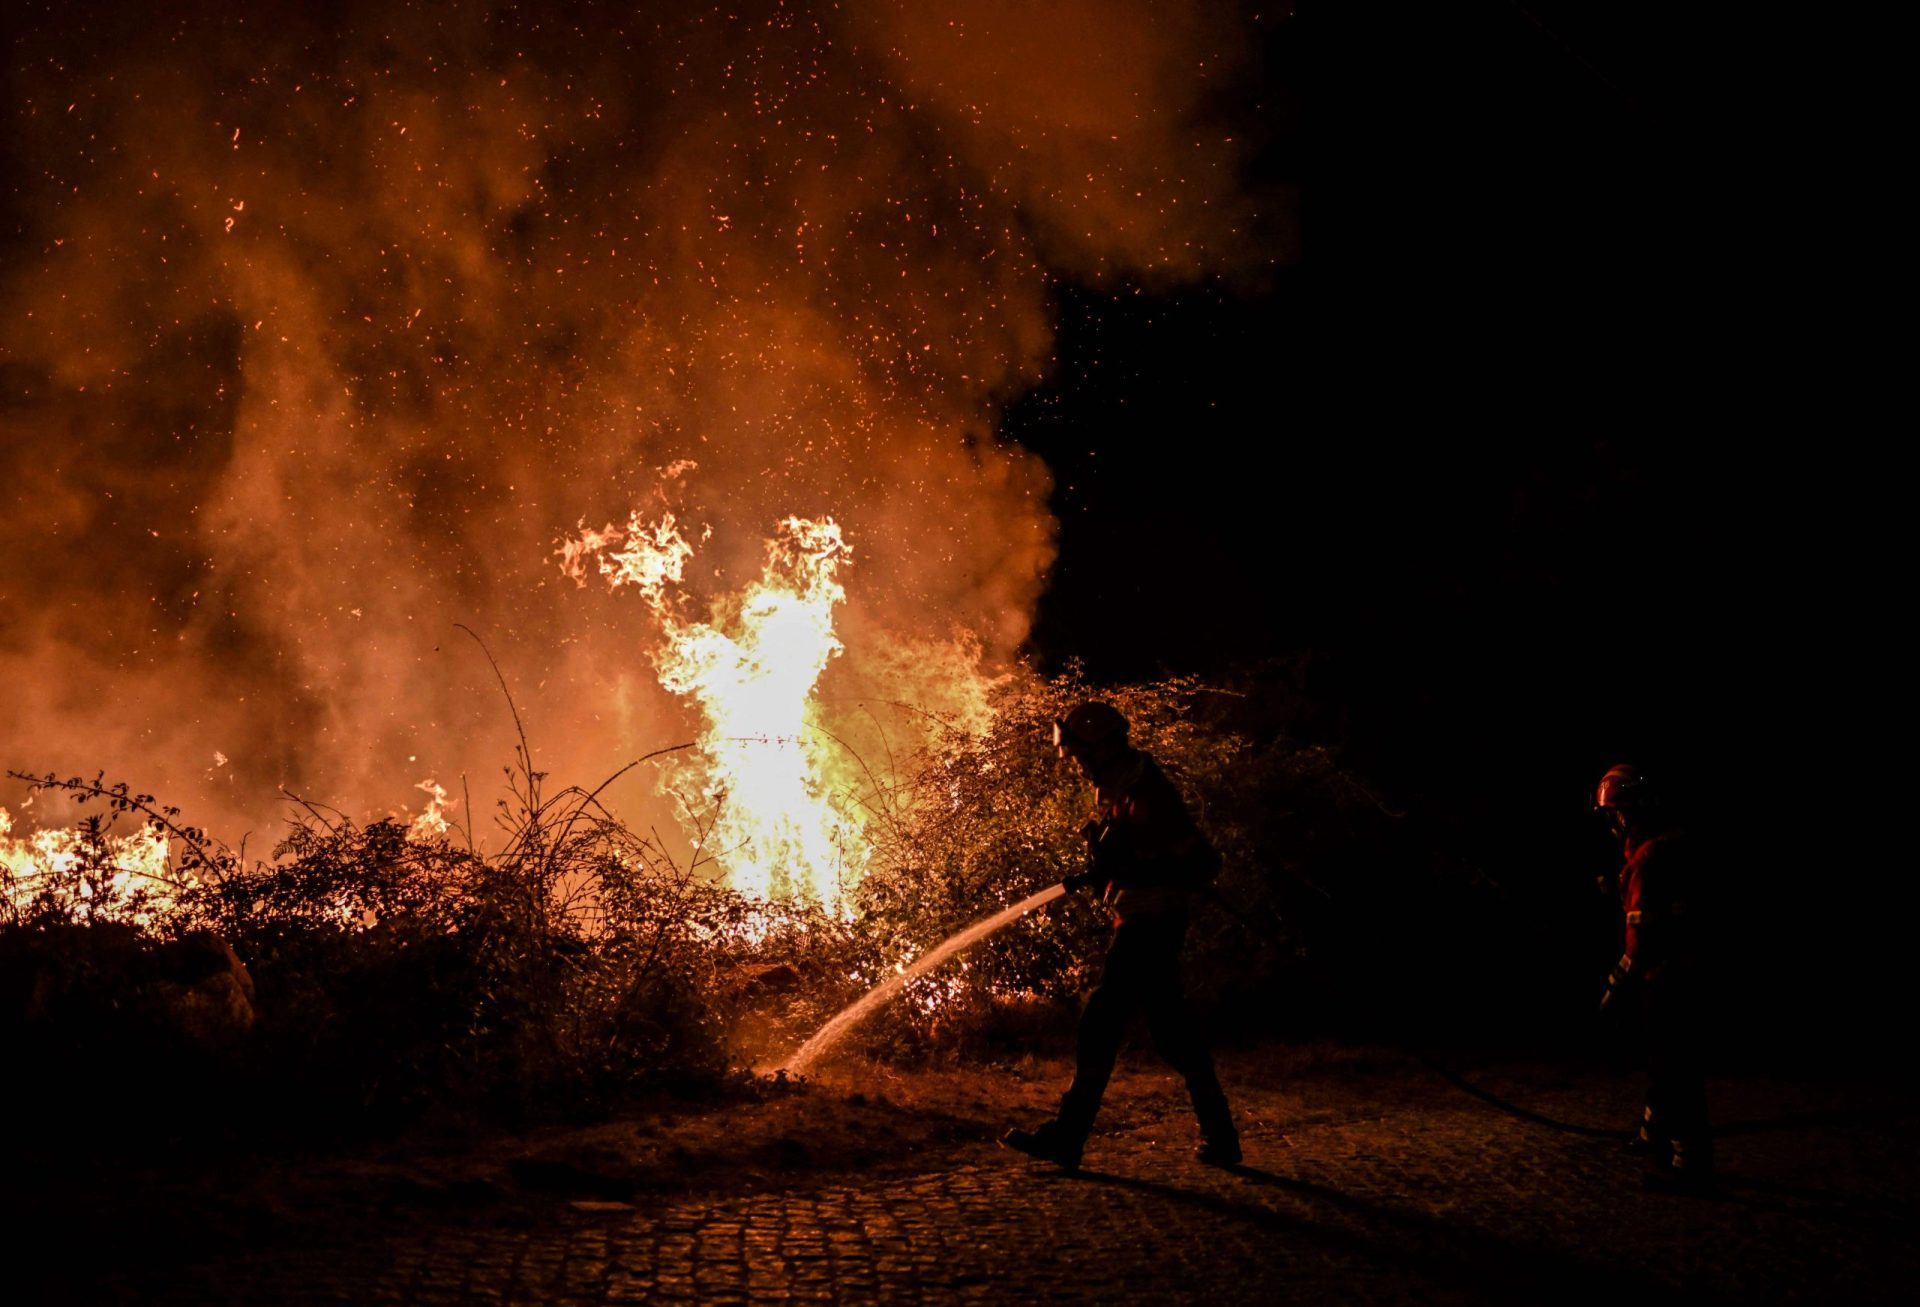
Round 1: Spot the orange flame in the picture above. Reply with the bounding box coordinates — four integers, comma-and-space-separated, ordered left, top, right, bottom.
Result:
1, 805, 173, 922
564, 511, 865, 910
405, 778, 458, 843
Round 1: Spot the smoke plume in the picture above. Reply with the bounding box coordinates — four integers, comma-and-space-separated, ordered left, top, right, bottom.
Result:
1, 0, 1260, 849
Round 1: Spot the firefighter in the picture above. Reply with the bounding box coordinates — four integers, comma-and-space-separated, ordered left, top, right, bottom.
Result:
1001, 701, 1240, 1170
1594, 763, 1714, 1191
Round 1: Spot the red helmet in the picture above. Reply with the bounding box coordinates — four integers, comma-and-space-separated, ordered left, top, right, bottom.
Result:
1593, 763, 1657, 836
1593, 763, 1652, 813
1053, 701, 1129, 753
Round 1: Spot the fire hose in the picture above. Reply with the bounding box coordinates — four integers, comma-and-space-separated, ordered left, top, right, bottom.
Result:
1059, 861, 1629, 1141
793, 847, 1629, 1140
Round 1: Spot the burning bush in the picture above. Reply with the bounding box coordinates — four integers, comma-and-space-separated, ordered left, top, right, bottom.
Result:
776, 667, 1388, 1064
3, 751, 758, 1131
2, 664, 1419, 1136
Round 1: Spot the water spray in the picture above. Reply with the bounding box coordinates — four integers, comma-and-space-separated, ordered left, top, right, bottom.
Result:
776, 881, 1070, 1077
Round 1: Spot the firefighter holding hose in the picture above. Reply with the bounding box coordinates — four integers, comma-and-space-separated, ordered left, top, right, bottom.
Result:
1594, 763, 1715, 1191
1001, 701, 1240, 1170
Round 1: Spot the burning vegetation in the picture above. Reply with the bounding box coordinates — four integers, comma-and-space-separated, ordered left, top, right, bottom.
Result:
2, 665, 1415, 1136
560, 507, 867, 910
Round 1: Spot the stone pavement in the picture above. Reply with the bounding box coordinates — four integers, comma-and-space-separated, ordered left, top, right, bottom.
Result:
64, 1053, 1920, 1305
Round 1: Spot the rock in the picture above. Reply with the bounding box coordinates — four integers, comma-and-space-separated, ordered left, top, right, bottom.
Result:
152, 930, 256, 1043
0, 922, 254, 1047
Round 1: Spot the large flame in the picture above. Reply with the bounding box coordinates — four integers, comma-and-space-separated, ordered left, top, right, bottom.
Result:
566, 510, 864, 909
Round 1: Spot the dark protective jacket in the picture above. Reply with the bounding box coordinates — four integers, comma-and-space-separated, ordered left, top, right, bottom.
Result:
1086, 749, 1221, 923
1614, 829, 1699, 989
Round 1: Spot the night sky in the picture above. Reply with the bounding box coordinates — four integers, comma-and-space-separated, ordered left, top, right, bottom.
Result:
1013, 10, 1762, 784
1008, 3, 1885, 1025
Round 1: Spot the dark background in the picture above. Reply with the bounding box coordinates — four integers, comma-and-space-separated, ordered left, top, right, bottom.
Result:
1007, 3, 1889, 1058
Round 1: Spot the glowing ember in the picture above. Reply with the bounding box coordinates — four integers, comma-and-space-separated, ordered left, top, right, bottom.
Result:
564, 511, 865, 910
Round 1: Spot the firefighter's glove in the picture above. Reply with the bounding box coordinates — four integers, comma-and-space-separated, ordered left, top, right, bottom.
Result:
1060, 867, 1101, 894
1597, 955, 1634, 1015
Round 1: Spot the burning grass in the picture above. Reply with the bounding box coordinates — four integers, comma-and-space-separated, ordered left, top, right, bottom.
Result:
2, 666, 1406, 1142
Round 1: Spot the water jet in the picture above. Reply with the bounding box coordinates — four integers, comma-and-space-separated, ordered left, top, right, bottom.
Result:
777, 882, 1069, 1077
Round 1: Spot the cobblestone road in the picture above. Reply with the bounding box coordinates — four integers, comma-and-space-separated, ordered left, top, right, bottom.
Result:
66, 1055, 1918, 1305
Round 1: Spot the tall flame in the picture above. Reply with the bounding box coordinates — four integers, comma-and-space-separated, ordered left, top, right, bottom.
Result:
565, 511, 864, 909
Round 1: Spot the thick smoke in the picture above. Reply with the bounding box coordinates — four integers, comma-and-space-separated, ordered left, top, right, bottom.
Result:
0, 1, 1258, 846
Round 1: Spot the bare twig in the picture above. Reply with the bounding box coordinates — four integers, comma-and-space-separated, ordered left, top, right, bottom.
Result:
279, 787, 349, 836
10, 769, 232, 886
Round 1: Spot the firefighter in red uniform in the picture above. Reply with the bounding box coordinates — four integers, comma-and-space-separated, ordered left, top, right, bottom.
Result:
1001, 701, 1240, 1170
1594, 763, 1714, 1190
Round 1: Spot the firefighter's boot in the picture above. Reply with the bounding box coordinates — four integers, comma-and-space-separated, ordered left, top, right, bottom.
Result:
1191, 1082, 1240, 1167
1195, 1132, 1242, 1167
1643, 1134, 1716, 1195
1000, 1119, 1084, 1171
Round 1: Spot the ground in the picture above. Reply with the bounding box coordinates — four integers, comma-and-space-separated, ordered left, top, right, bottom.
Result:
12, 1042, 1915, 1305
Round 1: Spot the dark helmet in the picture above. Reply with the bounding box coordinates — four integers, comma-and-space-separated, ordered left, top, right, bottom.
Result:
1053, 701, 1129, 753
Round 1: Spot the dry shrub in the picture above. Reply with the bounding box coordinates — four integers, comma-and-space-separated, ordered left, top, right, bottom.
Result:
772, 667, 1408, 1064
2, 664, 1415, 1135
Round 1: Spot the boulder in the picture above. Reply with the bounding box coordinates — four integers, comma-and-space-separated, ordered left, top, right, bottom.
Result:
152, 930, 256, 1044
0, 923, 254, 1047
